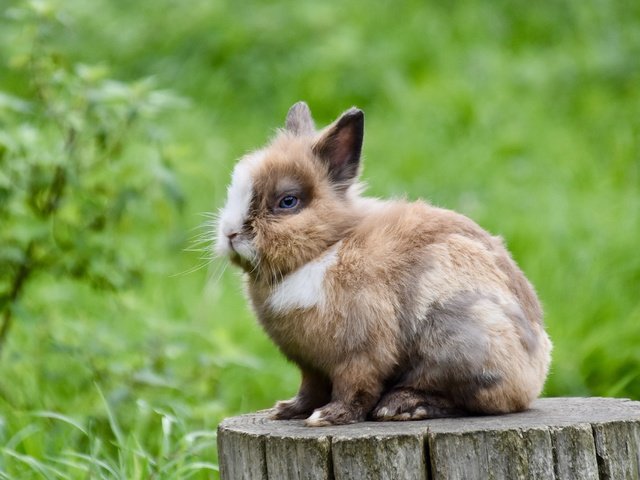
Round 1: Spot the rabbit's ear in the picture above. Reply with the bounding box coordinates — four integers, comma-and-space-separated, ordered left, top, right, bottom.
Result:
285, 101, 315, 135
313, 107, 364, 186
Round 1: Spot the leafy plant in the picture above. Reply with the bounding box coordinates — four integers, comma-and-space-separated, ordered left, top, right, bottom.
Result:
0, 1, 184, 351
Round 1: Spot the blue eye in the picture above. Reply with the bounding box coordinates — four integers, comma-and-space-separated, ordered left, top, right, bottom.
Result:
278, 195, 299, 209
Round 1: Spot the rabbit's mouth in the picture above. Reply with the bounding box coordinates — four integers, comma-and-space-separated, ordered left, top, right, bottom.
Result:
227, 237, 238, 254
229, 250, 254, 273
226, 236, 257, 271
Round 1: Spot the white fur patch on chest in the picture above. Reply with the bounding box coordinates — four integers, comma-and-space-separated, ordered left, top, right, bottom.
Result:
268, 243, 341, 313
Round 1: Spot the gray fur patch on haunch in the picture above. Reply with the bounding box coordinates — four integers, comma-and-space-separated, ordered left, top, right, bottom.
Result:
401, 291, 505, 403
502, 301, 539, 354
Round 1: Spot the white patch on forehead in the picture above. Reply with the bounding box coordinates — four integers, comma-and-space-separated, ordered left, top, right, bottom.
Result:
222, 151, 264, 234
268, 242, 341, 313
215, 151, 265, 257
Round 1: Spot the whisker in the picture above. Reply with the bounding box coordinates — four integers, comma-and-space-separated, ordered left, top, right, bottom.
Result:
184, 216, 219, 258
174, 225, 218, 278
205, 259, 229, 287
170, 259, 213, 277
198, 211, 220, 219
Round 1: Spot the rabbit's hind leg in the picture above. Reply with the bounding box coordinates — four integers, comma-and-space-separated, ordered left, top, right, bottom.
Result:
370, 387, 464, 421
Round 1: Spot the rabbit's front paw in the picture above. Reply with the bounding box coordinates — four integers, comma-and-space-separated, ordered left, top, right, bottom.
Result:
305, 401, 363, 427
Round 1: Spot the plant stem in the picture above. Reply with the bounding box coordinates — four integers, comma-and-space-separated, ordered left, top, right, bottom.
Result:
0, 127, 73, 352
42, 164, 67, 215
0, 242, 34, 355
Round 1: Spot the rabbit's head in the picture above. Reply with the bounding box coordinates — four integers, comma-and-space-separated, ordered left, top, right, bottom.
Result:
216, 102, 365, 281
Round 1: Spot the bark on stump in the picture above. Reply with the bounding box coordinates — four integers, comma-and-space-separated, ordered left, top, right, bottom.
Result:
217, 397, 640, 480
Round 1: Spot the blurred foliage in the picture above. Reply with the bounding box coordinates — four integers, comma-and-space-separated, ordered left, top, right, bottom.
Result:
0, 0, 639, 478
0, 2, 184, 332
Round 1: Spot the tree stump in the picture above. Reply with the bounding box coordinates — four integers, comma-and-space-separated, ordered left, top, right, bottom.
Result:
217, 397, 640, 480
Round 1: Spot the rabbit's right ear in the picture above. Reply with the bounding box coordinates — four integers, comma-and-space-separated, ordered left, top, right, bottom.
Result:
312, 107, 364, 188
285, 101, 315, 136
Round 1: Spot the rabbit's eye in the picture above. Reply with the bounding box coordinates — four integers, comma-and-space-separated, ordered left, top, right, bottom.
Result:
278, 195, 299, 209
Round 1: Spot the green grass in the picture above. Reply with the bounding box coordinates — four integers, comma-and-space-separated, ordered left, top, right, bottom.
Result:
1, 0, 639, 477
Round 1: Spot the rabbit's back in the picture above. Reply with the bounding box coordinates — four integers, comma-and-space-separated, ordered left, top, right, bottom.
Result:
336, 200, 537, 313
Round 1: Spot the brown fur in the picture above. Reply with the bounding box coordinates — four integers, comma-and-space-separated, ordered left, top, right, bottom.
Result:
216, 102, 552, 426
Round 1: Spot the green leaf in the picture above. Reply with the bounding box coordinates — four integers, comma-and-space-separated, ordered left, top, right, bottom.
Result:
0, 92, 32, 114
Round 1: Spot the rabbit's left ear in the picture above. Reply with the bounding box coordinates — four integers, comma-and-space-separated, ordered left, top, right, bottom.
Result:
285, 101, 315, 135
313, 107, 364, 187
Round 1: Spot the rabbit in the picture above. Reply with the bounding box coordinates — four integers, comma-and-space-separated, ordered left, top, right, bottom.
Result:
215, 101, 552, 427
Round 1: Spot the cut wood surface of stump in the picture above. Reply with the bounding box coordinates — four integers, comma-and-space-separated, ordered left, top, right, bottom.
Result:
217, 397, 640, 480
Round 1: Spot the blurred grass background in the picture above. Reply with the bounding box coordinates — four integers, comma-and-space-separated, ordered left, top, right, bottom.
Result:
0, 0, 639, 478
